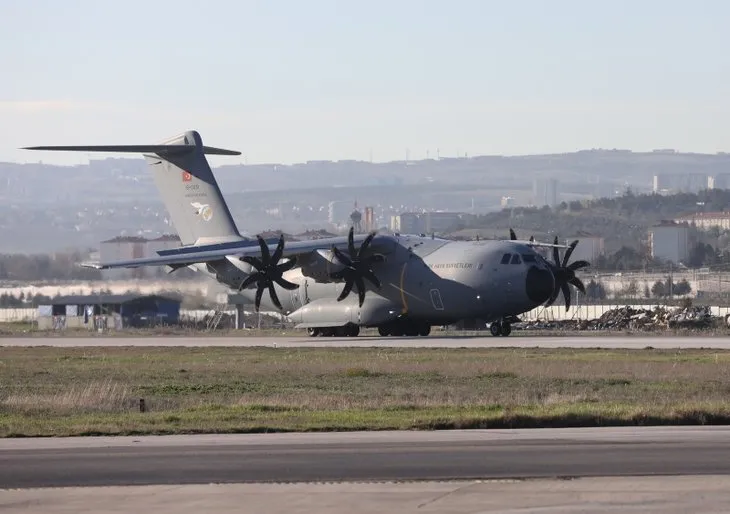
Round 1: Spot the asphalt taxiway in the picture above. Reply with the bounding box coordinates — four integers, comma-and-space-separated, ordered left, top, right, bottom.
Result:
2, 427, 730, 488
2, 428, 730, 513
2, 334, 730, 348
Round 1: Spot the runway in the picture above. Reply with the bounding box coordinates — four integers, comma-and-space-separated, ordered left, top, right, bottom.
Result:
2, 427, 730, 488
3, 334, 730, 348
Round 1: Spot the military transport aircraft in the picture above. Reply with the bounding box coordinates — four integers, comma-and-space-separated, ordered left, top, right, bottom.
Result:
25, 130, 589, 337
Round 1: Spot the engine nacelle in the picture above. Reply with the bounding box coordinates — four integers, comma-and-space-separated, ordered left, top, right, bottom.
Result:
288, 296, 400, 327
299, 249, 347, 283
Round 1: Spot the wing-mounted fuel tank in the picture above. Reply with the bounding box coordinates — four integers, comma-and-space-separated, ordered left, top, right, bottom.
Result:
288, 295, 401, 328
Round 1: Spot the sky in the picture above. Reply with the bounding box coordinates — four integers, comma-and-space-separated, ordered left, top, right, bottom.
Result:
1, 0, 729, 165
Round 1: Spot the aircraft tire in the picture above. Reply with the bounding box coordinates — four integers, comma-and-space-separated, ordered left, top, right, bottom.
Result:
307, 327, 320, 337
500, 322, 512, 337
345, 323, 360, 337
378, 326, 390, 337
489, 322, 502, 337
418, 325, 431, 337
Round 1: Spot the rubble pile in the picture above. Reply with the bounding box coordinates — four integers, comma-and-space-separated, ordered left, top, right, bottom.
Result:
593, 305, 715, 330
522, 305, 719, 332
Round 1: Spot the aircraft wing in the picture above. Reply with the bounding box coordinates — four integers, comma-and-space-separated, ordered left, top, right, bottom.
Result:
516, 239, 571, 249
82, 232, 396, 269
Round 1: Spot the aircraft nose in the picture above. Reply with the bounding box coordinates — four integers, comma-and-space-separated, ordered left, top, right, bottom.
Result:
526, 266, 554, 304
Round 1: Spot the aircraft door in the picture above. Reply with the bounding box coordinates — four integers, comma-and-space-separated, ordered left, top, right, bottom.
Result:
429, 289, 444, 311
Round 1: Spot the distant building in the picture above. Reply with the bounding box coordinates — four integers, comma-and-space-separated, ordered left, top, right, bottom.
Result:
649, 222, 690, 263
674, 212, 730, 231
565, 235, 605, 263
363, 207, 375, 232
708, 173, 730, 190
501, 196, 515, 208
532, 178, 559, 207
390, 211, 467, 235
653, 173, 709, 194
99, 234, 181, 279
390, 213, 422, 234
327, 201, 352, 225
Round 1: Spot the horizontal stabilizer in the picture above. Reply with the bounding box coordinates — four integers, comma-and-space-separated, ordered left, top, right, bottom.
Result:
22, 145, 241, 156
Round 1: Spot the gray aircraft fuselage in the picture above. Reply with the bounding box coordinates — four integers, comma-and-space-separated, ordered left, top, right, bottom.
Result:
226, 233, 554, 328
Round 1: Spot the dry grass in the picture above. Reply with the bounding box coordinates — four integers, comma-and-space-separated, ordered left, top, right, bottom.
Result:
1, 346, 730, 436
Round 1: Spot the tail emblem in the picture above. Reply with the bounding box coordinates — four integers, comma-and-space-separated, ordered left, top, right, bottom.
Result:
182, 171, 193, 182
191, 202, 213, 222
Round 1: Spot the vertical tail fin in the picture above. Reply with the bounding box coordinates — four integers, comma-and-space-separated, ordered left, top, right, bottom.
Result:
145, 131, 242, 245
24, 130, 244, 246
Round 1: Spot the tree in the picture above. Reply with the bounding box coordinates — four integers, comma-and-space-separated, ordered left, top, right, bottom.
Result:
651, 280, 667, 297
585, 279, 607, 300
674, 278, 692, 296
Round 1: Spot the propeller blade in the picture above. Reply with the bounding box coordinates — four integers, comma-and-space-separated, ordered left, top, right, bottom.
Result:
332, 246, 353, 268
359, 231, 376, 255
337, 279, 354, 301
362, 269, 381, 289
274, 276, 299, 290
268, 282, 283, 310
568, 260, 590, 271
563, 240, 578, 267
355, 275, 366, 307
569, 277, 586, 294
256, 235, 270, 263
347, 226, 356, 256
241, 256, 263, 269
561, 282, 572, 311
509, 228, 517, 240
254, 286, 265, 312
271, 234, 285, 264
277, 257, 297, 273
238, 272, 261, 291
552, 237, 560, 266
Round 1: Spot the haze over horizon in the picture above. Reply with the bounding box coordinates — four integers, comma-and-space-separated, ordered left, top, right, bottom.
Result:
2, 0, 729, 166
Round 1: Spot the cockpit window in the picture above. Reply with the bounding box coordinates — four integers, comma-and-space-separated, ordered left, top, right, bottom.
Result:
500, 253, 511, 264
510, 254, 522, 264
522, 254, 536, 262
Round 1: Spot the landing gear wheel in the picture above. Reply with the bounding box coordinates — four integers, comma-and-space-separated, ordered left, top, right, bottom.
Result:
500, 322, 512, 337
345, 324, 360, 337
307, 327, 320, 337
490, 322, 502, 337
378, 326, 390, 337
418, 325, 431, 337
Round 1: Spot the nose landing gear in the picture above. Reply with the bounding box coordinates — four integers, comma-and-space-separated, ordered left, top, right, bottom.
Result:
489, 321, 512, 337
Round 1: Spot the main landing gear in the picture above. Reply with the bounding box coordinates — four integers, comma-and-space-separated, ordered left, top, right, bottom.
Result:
377, 320, 431, 337
307, 323, 360, 337
489, 321, 512, 337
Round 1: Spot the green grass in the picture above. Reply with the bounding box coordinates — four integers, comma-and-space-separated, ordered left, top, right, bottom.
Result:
2, 346, 730, 437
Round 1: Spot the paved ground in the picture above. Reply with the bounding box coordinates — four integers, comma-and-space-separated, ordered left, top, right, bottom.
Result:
3, 476, 730, 513
2, 427, 730, 488
2, 334, 730, 348
2, 428, 730, 512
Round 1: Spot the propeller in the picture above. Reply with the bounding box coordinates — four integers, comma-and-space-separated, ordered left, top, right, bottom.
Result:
238, 234, 298, 311
509, 228, 534, 242
544, 236, 590, 311
329, 227, 385, 307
